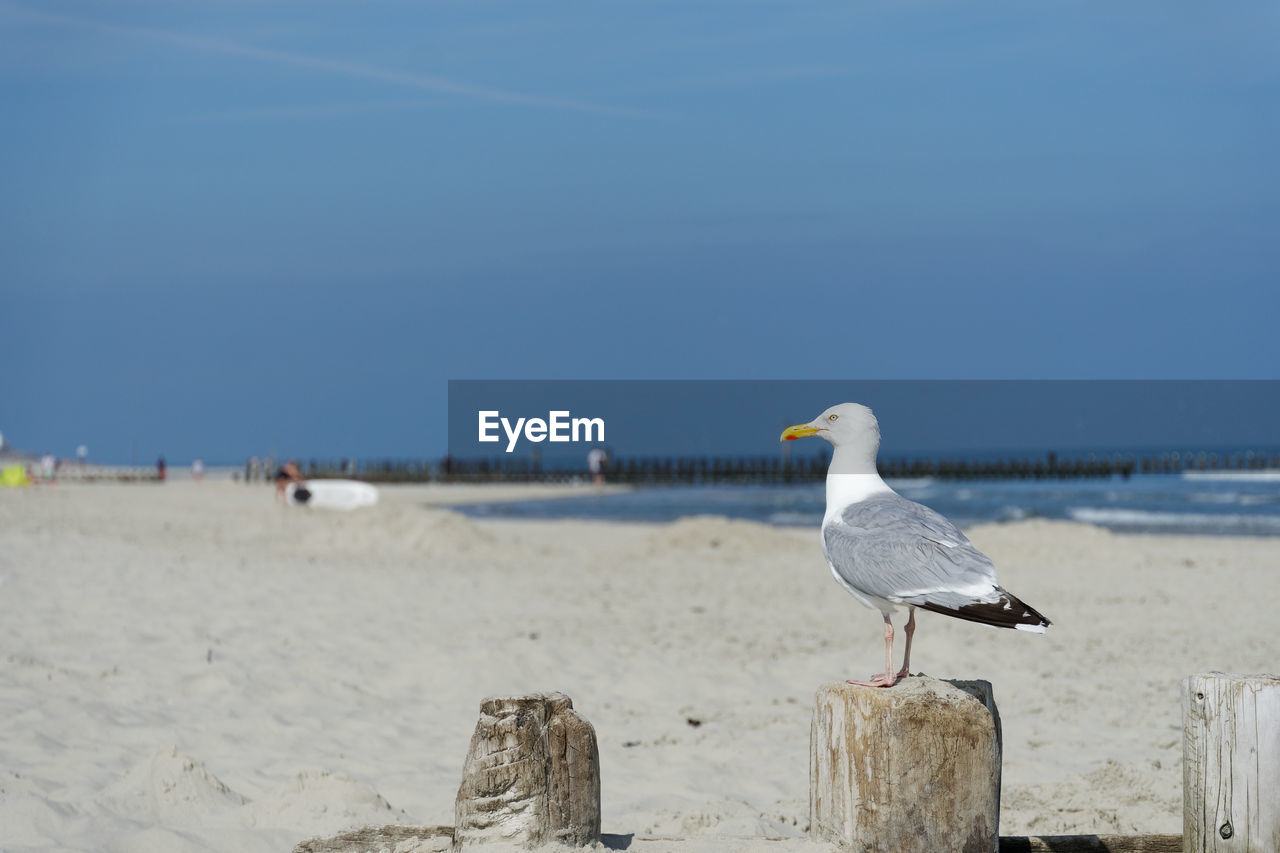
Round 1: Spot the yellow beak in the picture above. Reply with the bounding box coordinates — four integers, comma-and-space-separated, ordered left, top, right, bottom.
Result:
780, 423, 823, 441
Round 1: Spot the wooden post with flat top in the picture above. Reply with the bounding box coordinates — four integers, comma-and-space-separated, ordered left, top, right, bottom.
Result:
1182, 672, 1280, 853
453, 692, 600, 849
811, 675, 1002, 853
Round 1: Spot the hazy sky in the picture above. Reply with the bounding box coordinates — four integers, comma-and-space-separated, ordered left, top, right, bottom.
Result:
3, 2, 1278, 463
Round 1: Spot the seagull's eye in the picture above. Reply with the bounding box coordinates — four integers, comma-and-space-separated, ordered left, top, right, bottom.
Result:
828, 414, 838, 422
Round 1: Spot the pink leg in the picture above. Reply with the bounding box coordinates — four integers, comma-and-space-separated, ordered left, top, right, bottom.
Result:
848, 613, 898, 687
896, 608, 916, 679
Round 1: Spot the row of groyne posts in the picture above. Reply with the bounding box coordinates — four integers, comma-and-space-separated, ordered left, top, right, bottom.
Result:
243, 450, 1280, 485
296, 672, 1277, 853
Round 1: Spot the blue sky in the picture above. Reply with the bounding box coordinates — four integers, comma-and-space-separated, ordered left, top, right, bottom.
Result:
2, 1, 1278, 463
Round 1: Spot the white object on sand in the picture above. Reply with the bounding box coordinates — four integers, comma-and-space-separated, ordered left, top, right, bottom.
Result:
781, 402, 1050, 687
287, 479, 378, 511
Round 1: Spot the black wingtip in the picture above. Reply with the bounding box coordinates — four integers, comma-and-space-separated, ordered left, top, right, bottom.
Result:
921, 590, 1051, 632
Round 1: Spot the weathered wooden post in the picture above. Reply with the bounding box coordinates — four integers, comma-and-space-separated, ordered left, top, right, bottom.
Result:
453, 693, 600, 849
811, 676, 1002, 853
1182, 673, 1280, 852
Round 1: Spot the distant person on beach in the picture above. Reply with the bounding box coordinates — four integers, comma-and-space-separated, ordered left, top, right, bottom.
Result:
156, 456, 166, 481
192, 458, 204, 482
40, 453, 55, 483
587, 446, 607, 486
275, 460, 304, 501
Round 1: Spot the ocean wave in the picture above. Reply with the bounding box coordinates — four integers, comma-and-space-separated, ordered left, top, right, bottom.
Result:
1068, 506, 1280, 534
997, 505, 1030, 522
1187, 491, 1251, 504
886, 477, 936, 497
766, 511, 824, 526
1182, 470, 1280, 482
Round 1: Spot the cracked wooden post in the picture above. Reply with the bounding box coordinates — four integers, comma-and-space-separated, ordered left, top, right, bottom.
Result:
810, 675, 1002, 853
453, 692, 600, 849
1182, 673, 1280, 853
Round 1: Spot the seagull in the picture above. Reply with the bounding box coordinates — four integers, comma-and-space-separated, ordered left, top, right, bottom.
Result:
781, 402, 1050, 687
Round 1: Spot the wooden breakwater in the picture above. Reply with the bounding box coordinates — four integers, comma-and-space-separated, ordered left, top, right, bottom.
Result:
237, 450, 1280, 485
298, 672, 1277, 853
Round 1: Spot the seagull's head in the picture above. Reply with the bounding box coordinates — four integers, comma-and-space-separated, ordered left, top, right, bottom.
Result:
780, 403, 881, 452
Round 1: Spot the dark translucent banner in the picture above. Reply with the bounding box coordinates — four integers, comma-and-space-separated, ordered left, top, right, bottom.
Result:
447, 380, 1280, 462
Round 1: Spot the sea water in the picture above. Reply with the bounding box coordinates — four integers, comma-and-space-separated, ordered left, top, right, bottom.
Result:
452, 471, 1280, 537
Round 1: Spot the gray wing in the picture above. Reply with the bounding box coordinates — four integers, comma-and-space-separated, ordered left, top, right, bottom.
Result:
822, 492, 1001, 609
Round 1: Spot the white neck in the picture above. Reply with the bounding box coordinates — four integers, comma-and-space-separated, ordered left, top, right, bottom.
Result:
824, 445, 891, 519
828, 443, 879, 476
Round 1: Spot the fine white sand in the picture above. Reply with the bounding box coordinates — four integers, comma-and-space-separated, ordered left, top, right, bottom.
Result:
2, 481, 1277, 851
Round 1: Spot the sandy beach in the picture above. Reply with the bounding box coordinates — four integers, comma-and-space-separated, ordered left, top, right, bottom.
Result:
2, 480, 1277, 852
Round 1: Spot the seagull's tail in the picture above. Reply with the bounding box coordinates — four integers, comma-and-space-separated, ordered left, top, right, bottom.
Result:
920, 589, 1051, 633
